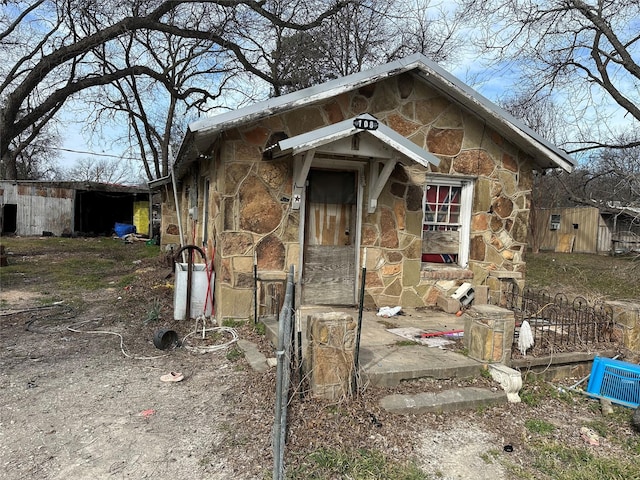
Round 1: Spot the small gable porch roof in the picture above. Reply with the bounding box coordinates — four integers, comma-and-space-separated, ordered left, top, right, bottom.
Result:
269, 113, 441, 168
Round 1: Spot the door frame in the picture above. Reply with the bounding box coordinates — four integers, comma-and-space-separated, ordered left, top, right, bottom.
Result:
297, 158, 365, 306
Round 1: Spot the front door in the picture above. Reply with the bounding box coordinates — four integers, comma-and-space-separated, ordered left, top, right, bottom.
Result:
302, 169, 357, 305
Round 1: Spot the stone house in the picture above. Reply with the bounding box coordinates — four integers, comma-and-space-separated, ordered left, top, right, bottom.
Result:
157, 54, 575, 321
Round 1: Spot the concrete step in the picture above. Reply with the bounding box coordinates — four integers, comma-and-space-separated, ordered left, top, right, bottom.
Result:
237, 339, 269, 373
359, 344, 483, 387
380, 387, 507, 414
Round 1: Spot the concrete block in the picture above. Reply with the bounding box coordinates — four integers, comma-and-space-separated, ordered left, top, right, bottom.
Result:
437, 294, 460, 314
237, 339, 268, 373
452, 282, 475, 306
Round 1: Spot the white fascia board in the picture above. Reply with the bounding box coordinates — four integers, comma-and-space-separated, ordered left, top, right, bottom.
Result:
276, 114, 440, 167
371, 123, 440, 167
188, 55, 427, 136
278, 118, 359, 155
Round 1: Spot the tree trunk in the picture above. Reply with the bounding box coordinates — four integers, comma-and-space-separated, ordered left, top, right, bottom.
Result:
1, 151, 18, 180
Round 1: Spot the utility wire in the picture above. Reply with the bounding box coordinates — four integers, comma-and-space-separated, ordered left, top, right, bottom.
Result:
55, 146, 141, 161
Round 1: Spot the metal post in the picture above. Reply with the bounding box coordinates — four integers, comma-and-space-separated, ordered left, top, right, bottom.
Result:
254, 251, 258, 324
353, 248, 367, 395
185, 248, 193, 321
273, 265, 294, 480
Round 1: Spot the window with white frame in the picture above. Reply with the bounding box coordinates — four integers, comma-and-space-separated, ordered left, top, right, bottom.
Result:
422, 178, 473, 267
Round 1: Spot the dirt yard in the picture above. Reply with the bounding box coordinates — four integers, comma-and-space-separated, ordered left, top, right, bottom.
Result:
1, 237, 639, 479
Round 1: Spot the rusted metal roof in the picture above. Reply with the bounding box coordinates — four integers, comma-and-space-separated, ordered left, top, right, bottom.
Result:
175, 53, 575, 172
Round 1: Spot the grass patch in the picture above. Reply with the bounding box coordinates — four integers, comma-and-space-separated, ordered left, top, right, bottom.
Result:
520, 385, 543, 407
527, 441, 640, 479
222, 318, 245, 328
525, 418, 556, 435
288, 448, 428, 480
480, 367, 493, 379
1, 237, 161, 294
117, 273, 138, 288
253, 321, 266, 335
519, 379, 576, 407
583, 419, 608, 438
144, 298, 163, 324
479, 449, 500, 464
225, 346, 244, 362
525, 251, 639, 300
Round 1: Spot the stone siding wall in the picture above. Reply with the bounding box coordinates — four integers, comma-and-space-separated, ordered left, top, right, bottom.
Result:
167, 72, 536, 319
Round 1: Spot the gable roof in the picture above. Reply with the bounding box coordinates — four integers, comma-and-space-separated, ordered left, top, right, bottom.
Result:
270, 113, 440, 168
175, 53, 575, 172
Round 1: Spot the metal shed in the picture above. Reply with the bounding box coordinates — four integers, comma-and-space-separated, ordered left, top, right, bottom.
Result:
0, 181, 150, 237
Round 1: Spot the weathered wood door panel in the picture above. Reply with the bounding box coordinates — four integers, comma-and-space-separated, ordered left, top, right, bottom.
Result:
302, 170, 357, 305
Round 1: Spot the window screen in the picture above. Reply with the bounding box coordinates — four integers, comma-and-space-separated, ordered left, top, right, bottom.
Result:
307, 170, 356, 205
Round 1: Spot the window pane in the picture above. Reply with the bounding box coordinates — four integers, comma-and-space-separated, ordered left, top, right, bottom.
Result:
423, 183, 463, 263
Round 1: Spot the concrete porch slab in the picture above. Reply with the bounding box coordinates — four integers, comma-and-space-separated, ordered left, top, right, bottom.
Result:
360, 344, 482, 387
263, 306, 484, 388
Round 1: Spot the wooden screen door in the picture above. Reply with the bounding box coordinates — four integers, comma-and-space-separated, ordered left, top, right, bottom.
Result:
302, 169, 357, 305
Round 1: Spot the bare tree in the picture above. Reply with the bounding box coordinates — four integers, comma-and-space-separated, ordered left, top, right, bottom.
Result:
86, 29, 237, 180
459, 0, 640, 254
1, 124, 61, 180
385, 0, 463, 64
458, 0, 640, 153
63, 156, 140, 184
0, 0, 352, 180
565, 134, 640, 209
268, 0, 463, 95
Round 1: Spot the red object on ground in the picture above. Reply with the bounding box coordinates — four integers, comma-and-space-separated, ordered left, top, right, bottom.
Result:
419, 329, 464, 338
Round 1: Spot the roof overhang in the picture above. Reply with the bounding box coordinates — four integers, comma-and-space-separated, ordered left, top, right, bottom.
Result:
0, 180, 148, 194
174, 53, 575, 174
148, 175, 171, 190
269, 114, 440, 168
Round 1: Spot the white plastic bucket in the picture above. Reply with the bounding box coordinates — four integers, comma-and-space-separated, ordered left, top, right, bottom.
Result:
173, 263, 214, 320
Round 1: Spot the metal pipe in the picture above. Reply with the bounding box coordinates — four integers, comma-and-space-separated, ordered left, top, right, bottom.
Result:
170, 166, 185, 250
273, 265, 295, 480
279, 267, 294, 478
254, 251, 258, 324
297, 309, 303, 400
185, 248, 193, 321
353, 248, 367, 395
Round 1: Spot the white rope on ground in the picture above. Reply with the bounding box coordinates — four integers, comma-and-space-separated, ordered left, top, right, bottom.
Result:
181, 326, 239, 354
66, 326, 169, 360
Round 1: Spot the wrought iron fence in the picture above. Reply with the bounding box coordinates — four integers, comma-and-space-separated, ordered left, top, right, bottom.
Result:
501, 286, 616, 356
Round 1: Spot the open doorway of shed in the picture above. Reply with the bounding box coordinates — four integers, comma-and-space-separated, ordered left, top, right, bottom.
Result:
302, 169, 357, 305
74, 190, 140, 236
2, 204, 17, 234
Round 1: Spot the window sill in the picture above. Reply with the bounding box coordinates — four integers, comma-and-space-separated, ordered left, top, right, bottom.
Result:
420, 264, 473, 281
